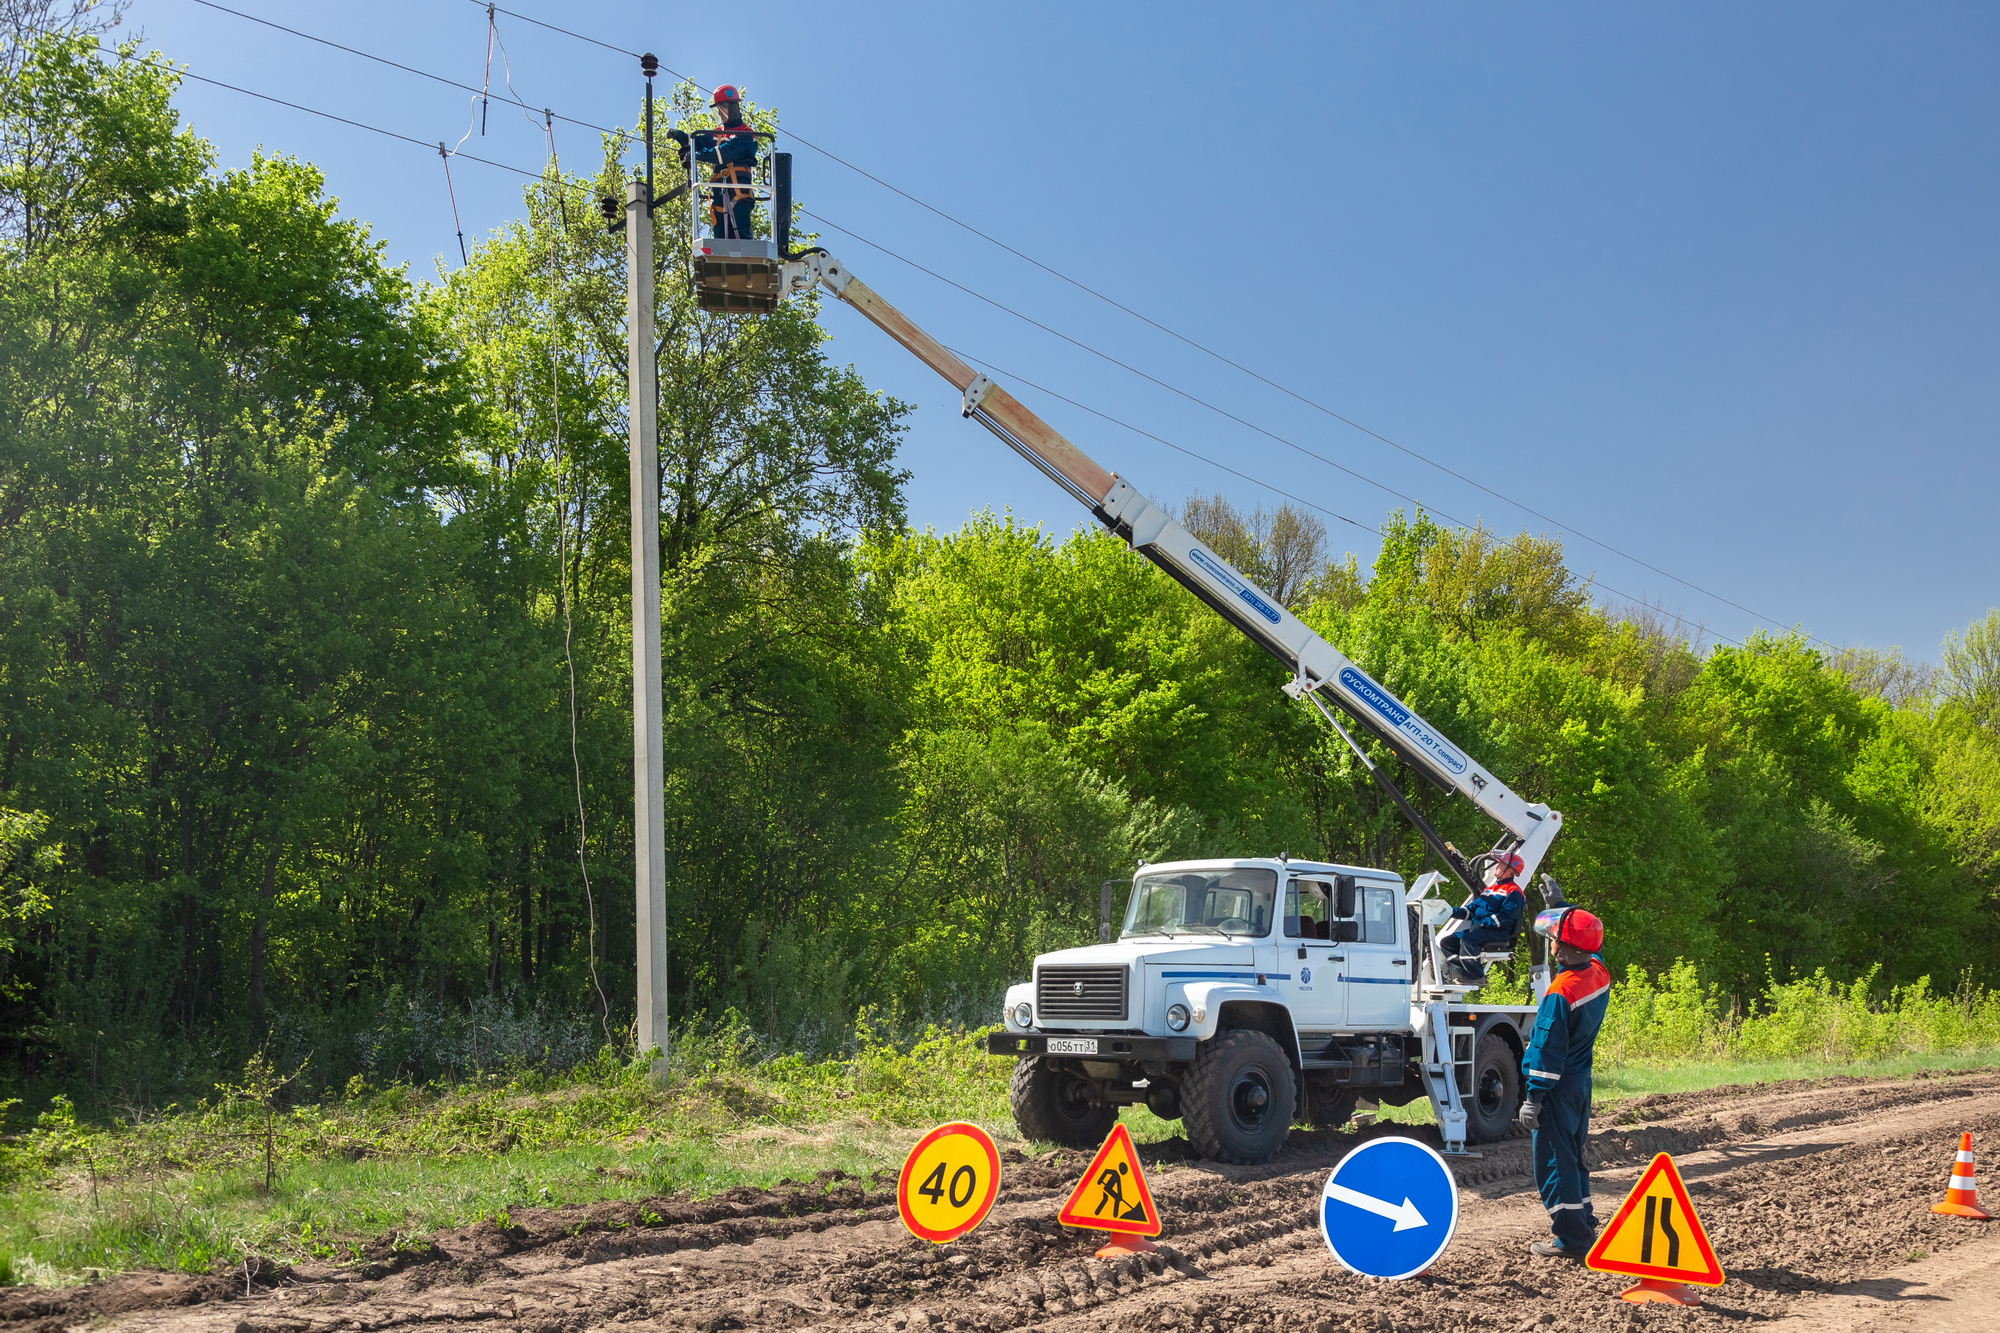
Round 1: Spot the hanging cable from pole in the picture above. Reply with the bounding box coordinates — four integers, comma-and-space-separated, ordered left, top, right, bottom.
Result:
438, 142, 468, 264
480, 2, 495, 135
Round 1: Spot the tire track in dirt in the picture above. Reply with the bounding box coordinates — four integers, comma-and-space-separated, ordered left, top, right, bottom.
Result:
10, 1068, 1996, 1333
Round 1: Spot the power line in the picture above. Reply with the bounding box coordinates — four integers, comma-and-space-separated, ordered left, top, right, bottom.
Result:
187, 0, 622, 137
798, 209, 1469, 532
475, 2, 639, 59
139, 27, 1739, 650
808, 204, 1741, 644
782, 131, 1796, 643
812, 208, 1736, 644
944, 353, 1740, 650
805, 147, 1789, 635
110, 45, 541, 176
457, 2, 1806, 645
802, 223, 1731, 643
947, 347, 1377, 536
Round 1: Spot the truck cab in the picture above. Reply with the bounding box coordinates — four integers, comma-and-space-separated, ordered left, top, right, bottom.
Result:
987, 857, 1536, 1163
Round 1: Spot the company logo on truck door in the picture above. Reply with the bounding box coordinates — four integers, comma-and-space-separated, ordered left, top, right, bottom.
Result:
1187, 547, 1283, 625
1337, 666, 1470, 776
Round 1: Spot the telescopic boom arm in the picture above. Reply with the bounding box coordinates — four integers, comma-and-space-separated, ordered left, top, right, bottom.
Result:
781, 252, 1562, 887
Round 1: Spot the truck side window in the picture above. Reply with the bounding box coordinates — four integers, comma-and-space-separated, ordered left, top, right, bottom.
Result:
1283, 881, 1330, 938
1360, 886, 1398, 944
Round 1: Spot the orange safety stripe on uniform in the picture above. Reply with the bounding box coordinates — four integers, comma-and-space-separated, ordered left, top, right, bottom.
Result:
1547, 960, 1610, 1007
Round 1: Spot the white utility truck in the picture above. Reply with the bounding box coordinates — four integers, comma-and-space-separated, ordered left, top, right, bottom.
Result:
681, 153, 1574, 1162
987, 858, 1552, 1162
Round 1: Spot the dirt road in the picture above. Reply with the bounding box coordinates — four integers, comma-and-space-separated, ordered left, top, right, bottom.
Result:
7, 1068, 1997, 1333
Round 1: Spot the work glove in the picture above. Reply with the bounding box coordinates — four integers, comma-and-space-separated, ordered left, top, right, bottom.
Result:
1517, 1099, 1541, 1132
1449, 907, 1469, 921
666, 128, 690, 144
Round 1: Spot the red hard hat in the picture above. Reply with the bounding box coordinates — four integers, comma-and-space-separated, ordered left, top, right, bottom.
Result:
1534, 906, 1604, 953
1493, 850, 1525, 877
712, 84, 741, 106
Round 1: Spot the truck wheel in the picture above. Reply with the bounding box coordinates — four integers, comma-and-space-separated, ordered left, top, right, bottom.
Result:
1009, 1057, 1117, 1148
1183, 1029, 1297, 1164
1465, 1032, 1521, 1144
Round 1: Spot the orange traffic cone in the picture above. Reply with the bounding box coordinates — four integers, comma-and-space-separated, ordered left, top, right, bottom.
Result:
1932, 1133, 1992, 1220
1093, 1232, 1159, 1260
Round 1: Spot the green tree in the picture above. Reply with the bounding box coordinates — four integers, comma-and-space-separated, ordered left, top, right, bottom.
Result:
0, 36, 554, 1089
1942, 608, 2000, 735
425, 80, 914, 1017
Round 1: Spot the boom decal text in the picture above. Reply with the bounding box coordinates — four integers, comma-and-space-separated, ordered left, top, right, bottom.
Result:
1337, 666, 1470, 776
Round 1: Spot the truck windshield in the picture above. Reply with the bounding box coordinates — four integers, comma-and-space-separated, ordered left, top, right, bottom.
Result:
1123, 869, 1278, 939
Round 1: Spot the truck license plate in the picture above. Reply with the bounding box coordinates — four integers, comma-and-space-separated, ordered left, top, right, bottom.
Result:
1045, 1038, 1099, 1055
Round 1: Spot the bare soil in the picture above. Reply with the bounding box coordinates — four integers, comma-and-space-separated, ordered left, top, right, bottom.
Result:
8, 1067, 1998, 1333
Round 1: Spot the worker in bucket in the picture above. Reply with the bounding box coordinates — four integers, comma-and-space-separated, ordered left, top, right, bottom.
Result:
674, 85, 760, 240
1437, 850, 1527, 985
1517, 905, 1610, 1260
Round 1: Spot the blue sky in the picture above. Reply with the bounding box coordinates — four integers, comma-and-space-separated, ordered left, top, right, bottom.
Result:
126, 1, 1999, 660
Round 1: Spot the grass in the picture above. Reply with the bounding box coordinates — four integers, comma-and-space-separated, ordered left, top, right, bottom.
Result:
1356, 1046, 2000, 1127
0, 1016, 1016, 1287
0, 1127, 929, 1287
1591, 1045, 2000, 1100
3, 996, 1997, 1288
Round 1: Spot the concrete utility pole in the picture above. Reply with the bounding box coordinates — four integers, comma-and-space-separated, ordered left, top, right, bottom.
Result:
625, 175, 669, 1063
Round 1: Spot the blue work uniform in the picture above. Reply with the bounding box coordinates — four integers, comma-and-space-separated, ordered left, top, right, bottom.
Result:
1439, 880, 1525, 966
691, 126, 760, 238
1522, 955, 1611, 1253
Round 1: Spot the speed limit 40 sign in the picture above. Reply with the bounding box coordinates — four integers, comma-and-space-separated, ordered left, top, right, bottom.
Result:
897, 1122, 1002, 1243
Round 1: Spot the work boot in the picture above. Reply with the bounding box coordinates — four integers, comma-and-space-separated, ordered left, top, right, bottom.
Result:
1530, 1240, 1583, 1260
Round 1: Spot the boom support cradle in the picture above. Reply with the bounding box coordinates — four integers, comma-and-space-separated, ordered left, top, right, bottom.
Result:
779, 252, 1563, 884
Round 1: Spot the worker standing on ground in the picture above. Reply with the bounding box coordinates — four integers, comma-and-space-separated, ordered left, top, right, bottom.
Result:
1517, 906, 1610, 1260
1439, 851, 1527, 984
676, 85, 760, 240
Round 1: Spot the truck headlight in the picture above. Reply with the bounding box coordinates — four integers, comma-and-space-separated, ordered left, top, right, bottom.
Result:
1166, 1003, 1191, 1032
1011, 1001, 1033, 1029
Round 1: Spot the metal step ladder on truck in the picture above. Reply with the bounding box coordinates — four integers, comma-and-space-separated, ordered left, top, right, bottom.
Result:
654, 131, 1583, 1164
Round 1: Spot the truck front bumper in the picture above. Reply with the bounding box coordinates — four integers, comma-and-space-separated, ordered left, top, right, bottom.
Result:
986, 1032, 1198, 1061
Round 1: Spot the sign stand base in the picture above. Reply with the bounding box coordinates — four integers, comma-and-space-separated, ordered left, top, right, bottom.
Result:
1619, 1279, 1701, 1306
1094, 1233, 1159, 1260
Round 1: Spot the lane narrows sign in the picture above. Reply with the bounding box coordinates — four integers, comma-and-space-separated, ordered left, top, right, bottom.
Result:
1585, 1152, 1725, 1287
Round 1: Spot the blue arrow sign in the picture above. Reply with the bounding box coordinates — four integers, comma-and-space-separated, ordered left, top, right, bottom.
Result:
1319, 1136, 1460, 1279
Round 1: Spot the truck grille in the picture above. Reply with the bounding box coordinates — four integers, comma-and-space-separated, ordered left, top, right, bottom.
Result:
1037, 966, 1128, 1022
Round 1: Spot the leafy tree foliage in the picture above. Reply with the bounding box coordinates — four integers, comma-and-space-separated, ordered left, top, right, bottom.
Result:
1, 38, 566, 1088
1, 41, 1995, 1105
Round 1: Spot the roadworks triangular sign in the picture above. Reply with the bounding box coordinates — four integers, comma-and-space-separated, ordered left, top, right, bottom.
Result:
1056, 1122, 1161, 1236
1585, 1152, 1725, 1286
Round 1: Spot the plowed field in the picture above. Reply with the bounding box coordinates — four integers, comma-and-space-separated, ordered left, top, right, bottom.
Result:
7, 1068, 1997, 1333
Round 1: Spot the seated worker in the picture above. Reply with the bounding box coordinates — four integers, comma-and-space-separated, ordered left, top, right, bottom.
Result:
671, 84, 761, 240
1438, 850, 1526, 985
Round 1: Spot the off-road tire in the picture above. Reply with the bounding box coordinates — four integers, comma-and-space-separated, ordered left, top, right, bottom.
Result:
1183, 1028, 1298, 1164
1465, 1031, 1522, 1144
1009, 1057, 1117, 1148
